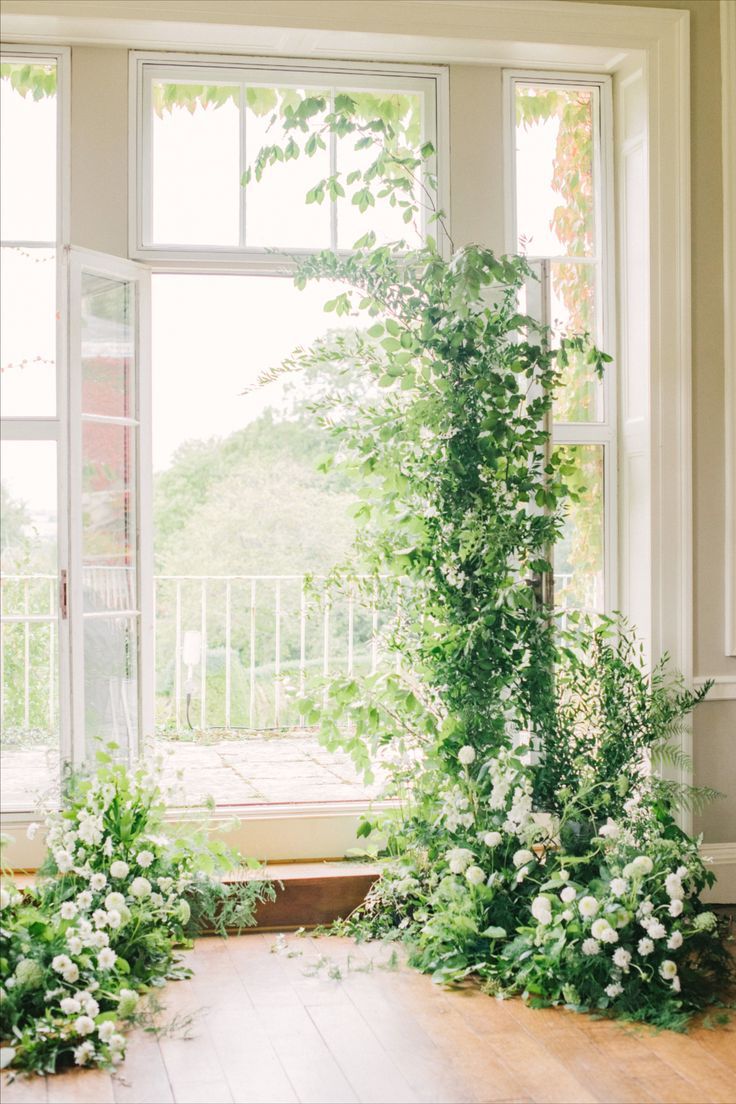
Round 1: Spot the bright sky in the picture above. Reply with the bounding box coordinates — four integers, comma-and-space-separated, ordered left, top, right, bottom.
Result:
1, 78, 561, 511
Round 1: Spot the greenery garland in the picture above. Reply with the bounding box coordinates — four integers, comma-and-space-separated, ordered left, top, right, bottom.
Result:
0, 751, 274, 1076
245, 90, 733, 1027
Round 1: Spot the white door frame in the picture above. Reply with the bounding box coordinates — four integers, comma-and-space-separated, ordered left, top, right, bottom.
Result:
66, 246, 153, 766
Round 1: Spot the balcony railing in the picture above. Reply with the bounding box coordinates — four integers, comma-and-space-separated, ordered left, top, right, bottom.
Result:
1, 570, 579, 738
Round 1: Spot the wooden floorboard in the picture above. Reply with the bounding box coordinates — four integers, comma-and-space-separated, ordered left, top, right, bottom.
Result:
3, 933, 735, 1104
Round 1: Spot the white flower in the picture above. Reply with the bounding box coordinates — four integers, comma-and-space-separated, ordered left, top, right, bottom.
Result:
93, 908, 109, 929
117, 988, 138, 1014
26, 822, 40, 841
105, 892, 125, 911
89, 873, 107, 892
0, 888, 9, 910
92, 931, 109, 949
659, 959, 678, 980
609, 878, 628, 898
515, 866, 529, 884
672, 975, 681, 993
458, 746, 476, 765
446, 848, 474, 875
669, 899, 684, 918
560, 886, 577, 904
136, 850, 154, 869
560, 909, 573, 922
74, 1041, 96, 1066
109, 1033, 125, 1052
676, 866, 688, 879
667, 930, 683, 950
130, 876, 152, 898
665, 874, 684, 900
60, 901, 77, 920
52, 954, 72, 974
638, 937, 654, 956
97, 948, 117, 971
531, 896, 553, 925
692, 911, 717, 932
591, 918, 617, 943
648, 921, 667, 940
67, 937, 83, 955
62, 964, 80, 984
558, 870, 570, 883
581, 939, 601, 956
106, 909, 122, 929
599, 819, 620, 839
157, 877, 173, 893
483, 832, 502, 848
605, 983, 623, 998
74, 1015, 96, 1035
579, 896, 599, 918
102, 836, 114, 857
624, 855, 653, 878
76, 890, 93, 910
55, 850, 73, 873
465, 865, 486, 886
98, 1021, 117, 1043
60, 997, 81, 1015
84, 997, 99, 1017
613, 948, 632, 973
512, 849, 534, 868
110, 860, 129, 880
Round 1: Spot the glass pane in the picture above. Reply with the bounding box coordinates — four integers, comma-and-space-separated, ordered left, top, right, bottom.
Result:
81, 421, 137, 613
245, 86, 331, 249
81, 273, 135, 418
555, 444, 605, 617
336, 89, 423, 250
83, 615, 138, 755
151, 81, 240, 246
515, 84, 595, 257
0, 440, 59, 808
0, 60, 57, 242
550, 261, 603, 422
0, 246, 56, 416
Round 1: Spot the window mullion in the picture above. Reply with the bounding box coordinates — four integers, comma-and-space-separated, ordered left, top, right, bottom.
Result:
239, 82, 247, 249
329, 89, 337, 252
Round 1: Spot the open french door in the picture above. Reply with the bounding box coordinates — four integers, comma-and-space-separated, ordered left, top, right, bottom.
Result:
66, 247, 152, 768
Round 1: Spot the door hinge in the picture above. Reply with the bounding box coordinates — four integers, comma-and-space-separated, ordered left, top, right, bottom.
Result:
60, 569, 68, 619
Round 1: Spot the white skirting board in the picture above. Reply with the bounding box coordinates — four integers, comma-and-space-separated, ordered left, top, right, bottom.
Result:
700, 842, 736, 904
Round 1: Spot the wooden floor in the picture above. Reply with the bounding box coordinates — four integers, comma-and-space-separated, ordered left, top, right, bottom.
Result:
3, 933, 735, 1104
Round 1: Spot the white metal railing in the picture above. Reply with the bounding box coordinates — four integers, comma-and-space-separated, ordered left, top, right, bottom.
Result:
1, 570, 590, 736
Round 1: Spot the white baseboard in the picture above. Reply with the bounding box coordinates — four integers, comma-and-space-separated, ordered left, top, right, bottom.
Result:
700, 841, 736, 903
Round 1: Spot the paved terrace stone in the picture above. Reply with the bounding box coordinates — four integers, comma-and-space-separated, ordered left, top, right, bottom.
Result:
0, 733, 384, 811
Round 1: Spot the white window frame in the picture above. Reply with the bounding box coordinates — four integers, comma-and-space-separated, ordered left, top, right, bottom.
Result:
0, 45, 72, 790
504, 70, 617, 615
130, 51, 450, 268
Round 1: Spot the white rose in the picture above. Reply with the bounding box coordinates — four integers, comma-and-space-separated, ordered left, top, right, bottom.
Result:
512, 849, 534, 868
98, 1021, 116, 1043
579, 896, 599, 918
560, 886, 576, 904
97, 948, 117, 971
591, 918, 612, 941
136, 850, 154, 869
669, 899, 684, 918
613, 948, 631, 973
465, 865, 486, 886
110, 861, 129, 880
60, 997, 81, 1015
648, 922, 667, 940
74, 1015, 95, 1035
458, 746, 476, 765
659, 959, 678, 980
105, 892, 125, 912
581, 939, 600, 956
130, 876, 152, 898
483, 832, 502, 848
667, 930, 683, 950
665, 874, 684, 900
62, 964, 80, 984
531, 896, 553, 925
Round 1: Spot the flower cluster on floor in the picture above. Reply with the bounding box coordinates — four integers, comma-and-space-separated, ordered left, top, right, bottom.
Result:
0, 752, 274, 1076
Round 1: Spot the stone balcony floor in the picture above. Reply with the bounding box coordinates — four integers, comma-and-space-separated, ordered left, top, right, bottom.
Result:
0, 731, 385, 812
